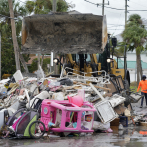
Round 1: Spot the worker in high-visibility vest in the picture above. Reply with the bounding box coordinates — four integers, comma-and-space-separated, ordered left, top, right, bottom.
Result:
137, 75, 147, 108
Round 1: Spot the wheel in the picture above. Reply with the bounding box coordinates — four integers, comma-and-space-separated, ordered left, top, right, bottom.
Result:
29, 120, 45, 139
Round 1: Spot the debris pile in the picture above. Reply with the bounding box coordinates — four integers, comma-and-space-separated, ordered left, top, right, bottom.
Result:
0, 68, 143, 139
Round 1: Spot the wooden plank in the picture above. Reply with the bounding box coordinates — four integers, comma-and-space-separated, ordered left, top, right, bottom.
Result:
78, 82, 111, 91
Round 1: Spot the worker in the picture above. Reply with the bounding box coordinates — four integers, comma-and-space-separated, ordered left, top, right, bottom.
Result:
137, 75, 147, 108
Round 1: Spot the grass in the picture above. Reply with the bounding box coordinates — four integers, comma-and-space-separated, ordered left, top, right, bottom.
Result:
130, 81, 141, 92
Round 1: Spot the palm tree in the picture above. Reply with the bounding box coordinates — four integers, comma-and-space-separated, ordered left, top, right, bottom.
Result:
25, 0, 74, 14
121, 14, 147, 86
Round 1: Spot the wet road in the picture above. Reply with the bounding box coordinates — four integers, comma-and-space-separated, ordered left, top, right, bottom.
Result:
1, 98, 146, 147
1, 126, 147, 147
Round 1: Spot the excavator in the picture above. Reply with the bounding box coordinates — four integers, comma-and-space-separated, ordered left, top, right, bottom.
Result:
21, 11, 130, 85
65, 50, 130, 85
65, 54, 101, 77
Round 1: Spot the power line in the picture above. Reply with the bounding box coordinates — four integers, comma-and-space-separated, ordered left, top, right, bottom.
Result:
105, 6, 125, 11
0, 2, 24, 20
128, 10, 147, 11
108, 24, 125, 26
105, 6, 147, 11
108, 25, 124, 28
0, 9, 23, 16
113, 12, 123, 34
104, 8, 118, 14
84, 0, 125, 10
105, 6, 147, 12
84, 0, 147, 12
108, 29, 124, 30
0, 0, 25, 16
84, 0, 98, 6
0, 14, 18, 20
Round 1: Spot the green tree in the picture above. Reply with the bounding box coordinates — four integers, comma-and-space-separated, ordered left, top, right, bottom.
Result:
0, 0, 29, 76
25, 0, 75, 14
28, 58, 50, 74
0, 0, 27, 37
121, 14, 147, 86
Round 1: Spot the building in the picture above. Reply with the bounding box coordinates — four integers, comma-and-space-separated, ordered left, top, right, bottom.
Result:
116, 58, 147, 82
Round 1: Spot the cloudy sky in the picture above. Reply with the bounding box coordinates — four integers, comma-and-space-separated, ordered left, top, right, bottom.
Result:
21, 0, 147, 36
65, 0, 147, 36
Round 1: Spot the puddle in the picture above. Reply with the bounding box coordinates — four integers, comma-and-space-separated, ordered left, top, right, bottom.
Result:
1, 126, 147, 147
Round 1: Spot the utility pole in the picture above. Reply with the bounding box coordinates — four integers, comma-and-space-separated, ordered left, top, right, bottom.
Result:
125, 0, 129, 25
53, 0, 56, 12
124, 45, 127, 80
124, 0, 129, 80
85, 0, 109, 16
52, 0, 58, 74
101, 0, 109, 15
125, 0, 127, 25
102, 0, 104, 15
124, 0, 127, 83
0, 33, 1, 80
8, 0, 20, 70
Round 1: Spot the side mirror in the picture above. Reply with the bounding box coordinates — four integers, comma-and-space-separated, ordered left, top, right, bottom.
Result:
111, 37, 117, 47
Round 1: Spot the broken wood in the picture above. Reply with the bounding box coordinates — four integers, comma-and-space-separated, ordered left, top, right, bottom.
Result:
91, 98, 101, 103
63, 85, 82, 90
77, 82, 111, 91
89, 83, 105, 101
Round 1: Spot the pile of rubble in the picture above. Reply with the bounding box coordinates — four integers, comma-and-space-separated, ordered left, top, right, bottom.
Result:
0, 68, 143, 139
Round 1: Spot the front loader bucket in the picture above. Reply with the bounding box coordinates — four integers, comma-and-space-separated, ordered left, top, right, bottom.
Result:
21, 12, 107, 54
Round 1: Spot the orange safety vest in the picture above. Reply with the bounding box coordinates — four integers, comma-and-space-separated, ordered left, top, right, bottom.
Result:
137, 80, 147, 93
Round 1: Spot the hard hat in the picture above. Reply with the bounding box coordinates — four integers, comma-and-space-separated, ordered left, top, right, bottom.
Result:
142, 75, 146, 79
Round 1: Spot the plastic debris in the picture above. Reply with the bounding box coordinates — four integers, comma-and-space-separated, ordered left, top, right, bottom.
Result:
0, 69, 142, 139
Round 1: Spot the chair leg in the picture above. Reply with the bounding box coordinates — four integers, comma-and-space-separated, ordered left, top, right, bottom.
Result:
131, 116, 136, 126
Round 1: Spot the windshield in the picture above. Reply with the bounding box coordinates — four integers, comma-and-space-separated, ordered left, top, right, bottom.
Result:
86, 54, 91, 62
72, 54, 91, 63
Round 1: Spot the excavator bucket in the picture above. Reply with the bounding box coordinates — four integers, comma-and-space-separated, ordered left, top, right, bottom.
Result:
21, 11, 107, 54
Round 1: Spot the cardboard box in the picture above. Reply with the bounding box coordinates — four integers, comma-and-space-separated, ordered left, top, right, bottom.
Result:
110, 118, 120, 126
110, 126, 119, 131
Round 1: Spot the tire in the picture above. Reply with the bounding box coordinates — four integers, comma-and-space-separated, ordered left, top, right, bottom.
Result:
29, 120, 46, 139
